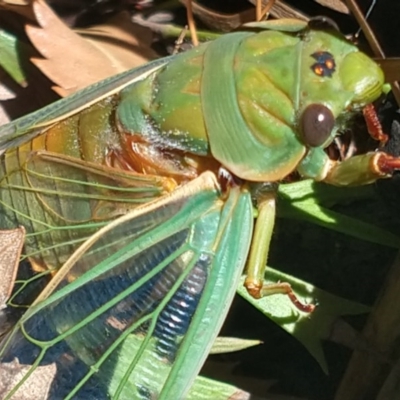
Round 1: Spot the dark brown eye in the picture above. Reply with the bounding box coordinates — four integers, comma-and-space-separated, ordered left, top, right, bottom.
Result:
300, 104, 335, 147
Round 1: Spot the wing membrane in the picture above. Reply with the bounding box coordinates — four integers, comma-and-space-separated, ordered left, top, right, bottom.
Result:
0, 149, 173, 292
0, 171, 253, 399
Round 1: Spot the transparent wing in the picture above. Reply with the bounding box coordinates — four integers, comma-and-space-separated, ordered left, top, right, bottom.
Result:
0, 171, 253, 399
1, 149, 174, 306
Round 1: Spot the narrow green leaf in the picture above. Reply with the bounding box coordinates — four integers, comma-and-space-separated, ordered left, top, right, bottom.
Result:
279, 199, 400, 249
278, 180, 400, 249
237, 269, 370, 373
0, 30, 27, 86
210, 337, 262, 354
188, 375, 251, 400
278, 179, 376, 206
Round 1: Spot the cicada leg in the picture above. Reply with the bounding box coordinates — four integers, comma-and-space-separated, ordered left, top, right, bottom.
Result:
324, 104, 400, 185
363, 103, 388, 146
324, 151, 400, 186
244, 192, 316, 313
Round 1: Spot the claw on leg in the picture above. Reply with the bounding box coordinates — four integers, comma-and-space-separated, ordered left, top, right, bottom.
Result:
245, 280, 316, 313
377, 152, 400, 174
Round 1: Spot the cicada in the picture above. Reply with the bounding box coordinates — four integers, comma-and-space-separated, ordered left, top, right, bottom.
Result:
0, 18, 398, 399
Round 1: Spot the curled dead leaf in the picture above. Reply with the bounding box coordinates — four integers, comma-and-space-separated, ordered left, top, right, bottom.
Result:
77, 12, 158, 77
0, 359, 56, 399
26, 0, 156, 96
0, 227, 25, 308
313, 0, 349, 14
178, 0, 255, 32
247, 0, 308, 20
1, 0, 30, 4
0, 0, 35, 20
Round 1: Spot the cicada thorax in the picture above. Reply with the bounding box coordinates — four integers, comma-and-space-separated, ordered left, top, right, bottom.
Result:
114, 29, 307, 185
113, 44, 221, 184
115, 27, 352, 184
110, 25, 386, 198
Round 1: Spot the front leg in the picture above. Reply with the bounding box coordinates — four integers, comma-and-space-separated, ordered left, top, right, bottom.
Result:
244, 186, 316, 313
298, 144, 400, 187
324, 152, 400, 186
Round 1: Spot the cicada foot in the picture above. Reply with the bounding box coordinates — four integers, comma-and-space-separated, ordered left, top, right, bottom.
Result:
245, 279, 316, 313
376, 153, 400, 174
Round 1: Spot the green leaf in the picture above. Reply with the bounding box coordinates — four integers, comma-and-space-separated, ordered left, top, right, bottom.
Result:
237, 269, 370, 373
278, 180, 400, 249
0, 29, 28, 86
210, 337, 262, 354
188, 375, 251, 400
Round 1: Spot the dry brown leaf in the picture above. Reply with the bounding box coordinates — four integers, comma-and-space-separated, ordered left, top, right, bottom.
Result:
313, 0, 349, 14
26, 0, 156, 96
77, 12, 158, 79
0, 227, 25, 307
0, 359, 56, 399
179, 0, 256, 32
377, 58, 400, 83
249, 0, 348, 20
0, 1, 35, 21
247, 0, 308, 20
1, 0, 29, 4
0, 69, 18, 125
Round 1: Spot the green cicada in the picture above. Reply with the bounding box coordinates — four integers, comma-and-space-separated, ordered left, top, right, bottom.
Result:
0, 18, 398, 399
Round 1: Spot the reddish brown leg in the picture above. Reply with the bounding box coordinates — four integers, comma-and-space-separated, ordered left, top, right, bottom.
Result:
254, 282, 316, 313
363, 103, 388, 145
377, 153, 400, 174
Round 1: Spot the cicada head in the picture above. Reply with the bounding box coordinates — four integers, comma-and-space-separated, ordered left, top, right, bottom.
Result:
295, 28, 389, 150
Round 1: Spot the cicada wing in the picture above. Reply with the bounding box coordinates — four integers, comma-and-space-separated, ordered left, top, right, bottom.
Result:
1, 149, 174, 306
1, 150, 172, 232
0, 171, 253, 400
0, 56, 174, 152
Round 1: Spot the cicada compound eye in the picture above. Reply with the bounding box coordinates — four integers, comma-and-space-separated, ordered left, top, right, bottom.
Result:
300, 104, 335, 147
